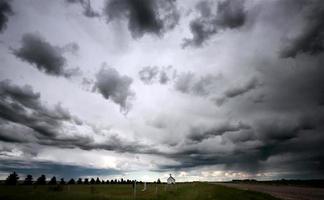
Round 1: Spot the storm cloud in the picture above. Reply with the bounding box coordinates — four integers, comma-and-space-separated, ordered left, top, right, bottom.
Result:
215, 78, 260, 106
279, 0, 324, 58
174, 72, 222, 96
183, 0, 246, 47
0, 159, 121, 179
94, 66, 134, 113
0, 80, 156, 155
0, 0, 12, 33
13, 33, 80, 77
0, 80, 80, 141
66, 0, 100, 18
2, 0, 324, 181
104, 0, 179, 38
187, 121, 250, 143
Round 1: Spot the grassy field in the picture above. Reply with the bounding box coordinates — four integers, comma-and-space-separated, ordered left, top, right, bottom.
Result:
0, 183, 280, 200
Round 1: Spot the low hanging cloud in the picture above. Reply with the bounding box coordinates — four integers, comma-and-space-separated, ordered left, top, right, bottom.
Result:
214, 78, 260, 106
104, 0, 179, 38
66, 0, 100, 18
94, 66, 134, 113
0, 159, 121, 179
13, 33, 80, 77
0, 80, 156, 154
0, 79, 81, 142
187, 121, 250, 143
0, 0, 13, 33
279, 0, 324, 58
183, 0, 246, 48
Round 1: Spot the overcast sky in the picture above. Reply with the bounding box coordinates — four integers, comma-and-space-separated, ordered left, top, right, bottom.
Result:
0, 0, 324, 182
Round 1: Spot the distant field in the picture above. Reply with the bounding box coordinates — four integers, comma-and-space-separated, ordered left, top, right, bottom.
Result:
0, 183, 280, 200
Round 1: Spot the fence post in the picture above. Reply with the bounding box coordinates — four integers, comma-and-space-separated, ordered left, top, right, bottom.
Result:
133, 181, 136, 199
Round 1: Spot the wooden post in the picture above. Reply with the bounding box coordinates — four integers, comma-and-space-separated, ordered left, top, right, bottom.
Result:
133, 181, 136, 199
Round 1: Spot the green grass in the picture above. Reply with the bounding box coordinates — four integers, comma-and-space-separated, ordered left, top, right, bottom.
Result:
0, 183, 280, 200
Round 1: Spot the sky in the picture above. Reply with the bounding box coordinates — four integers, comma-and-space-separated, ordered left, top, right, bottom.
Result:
0, 0, 324, 182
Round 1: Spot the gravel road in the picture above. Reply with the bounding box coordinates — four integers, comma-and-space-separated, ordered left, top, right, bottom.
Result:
217, 183, 324, 200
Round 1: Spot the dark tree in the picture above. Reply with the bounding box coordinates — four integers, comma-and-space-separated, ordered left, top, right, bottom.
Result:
48, 176, 57, 185
5, 172, 19, 185
77, 178, 82, 184
157, 178, 161, 184
36, 175, 46, 185
95, 177, 101, 184
106, 179, 110, 184
68, 178, 75, 184
84, 178, 89, 184
90, 178, 95, 184
60, 178, 66, 185
23, 175, 33, 185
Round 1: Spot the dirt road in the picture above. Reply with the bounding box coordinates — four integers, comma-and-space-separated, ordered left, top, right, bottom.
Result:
217, 183, 324, 200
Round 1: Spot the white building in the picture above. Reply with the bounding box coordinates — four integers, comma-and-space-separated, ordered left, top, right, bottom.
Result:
167, 174, 175, 184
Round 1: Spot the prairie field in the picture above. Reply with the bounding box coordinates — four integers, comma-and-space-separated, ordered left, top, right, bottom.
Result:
0, 183, 280, 200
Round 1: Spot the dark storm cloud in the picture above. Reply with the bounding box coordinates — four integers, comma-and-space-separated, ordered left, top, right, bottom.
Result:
214, 78, 260, 106
13, 33, 80, 77
0, 80, 157, 154
104, 0, 179, 38
280, 0, 324, 58
183, 0, 246, 47
0, 0, 13, 33
0, 159, 121, 179
0, 80, 80, 140
157, 57, 324, 177
87, 134, 158, 154
94, 66, 134, 113
187, 122, 250, 143
157, 118, 324, 176
138, 65, 173, 84
174, 72, 221, 96
66, 0, 100, 18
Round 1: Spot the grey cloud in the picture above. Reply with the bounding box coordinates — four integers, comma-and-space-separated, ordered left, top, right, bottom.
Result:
61, 42, 80, 55
13, 33, 80, 77
183, 0, 246, 48
66, 0, 100, 18
187, 122, 250, 143
214, 78, 260, 106
280, 0, 324, 58
104, 0, 179, 38
0, 159, 121, 179
0, 80, 157, 154
174, 72, 221, 96
158, 117, 323, 176
0, 0, 12, 33
138, 65, 173, 85
159, 70, 169, 84
174, 72, 195, 93
191, 74, 221, 96
0, 80, 79, 139
94, 66, 134, 113
160, 52, 324, 175
138, 66, 159, 84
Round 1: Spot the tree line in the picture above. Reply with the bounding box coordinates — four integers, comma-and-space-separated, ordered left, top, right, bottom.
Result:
3, 172, 162, 185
